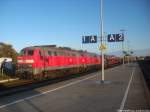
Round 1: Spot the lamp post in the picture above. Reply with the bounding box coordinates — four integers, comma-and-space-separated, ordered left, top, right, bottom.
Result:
104, 32, 107, 53
127, 40, 130, 64
120, 29, 125, 66
100, 0, 104, 82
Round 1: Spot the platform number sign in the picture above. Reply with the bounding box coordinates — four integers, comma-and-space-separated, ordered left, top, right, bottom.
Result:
116, 34, 124, 41
82, 35, 97, 44
107, 34, 124, 42
107, 34, 116, 42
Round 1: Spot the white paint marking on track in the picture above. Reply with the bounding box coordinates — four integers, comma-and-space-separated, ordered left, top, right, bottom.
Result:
119, 67, 135, 111
0, 73, 98, 109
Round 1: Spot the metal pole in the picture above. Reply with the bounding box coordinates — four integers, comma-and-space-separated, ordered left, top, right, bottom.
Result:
104, 32, 107, 55
122, 41, 124, 65
120, 29, 125, 66
100, 0, 104, 81
127, 40, 130, 64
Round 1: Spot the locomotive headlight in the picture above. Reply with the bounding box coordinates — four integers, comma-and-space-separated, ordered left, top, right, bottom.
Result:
25, 59, 34, 63
17, 60, 23, 63
17, 59, 34, 63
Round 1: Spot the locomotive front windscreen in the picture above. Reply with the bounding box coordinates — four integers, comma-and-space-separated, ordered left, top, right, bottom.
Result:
20, 49, 34, 56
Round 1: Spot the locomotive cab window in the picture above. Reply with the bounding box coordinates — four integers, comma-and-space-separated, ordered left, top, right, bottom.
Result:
20, 49, 26, 56
19, 49, 34, 56
54, 52, 57, 56
38, 51, 44, 60
48, 51, 52, 56
72, 53, 76, 57
27, 50, 34, 56
38, 51, 42, 56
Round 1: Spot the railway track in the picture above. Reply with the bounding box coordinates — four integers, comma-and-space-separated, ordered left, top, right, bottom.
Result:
138, 59, 150, 90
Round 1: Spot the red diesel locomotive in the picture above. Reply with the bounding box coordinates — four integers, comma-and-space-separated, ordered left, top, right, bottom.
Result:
16, 45, 102, 79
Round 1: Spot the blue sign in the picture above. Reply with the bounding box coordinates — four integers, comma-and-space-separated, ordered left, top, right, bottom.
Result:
107, 33, 124, 42
107, 34, 116, 42
82, 35, 97, 43
116, 34, 124, 42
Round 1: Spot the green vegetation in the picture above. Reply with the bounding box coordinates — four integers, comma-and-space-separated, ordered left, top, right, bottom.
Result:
123, 50, 134, 56
0, 42, 18, 64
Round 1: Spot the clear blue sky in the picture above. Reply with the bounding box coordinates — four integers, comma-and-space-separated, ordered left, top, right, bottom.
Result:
0, 0, 150, 55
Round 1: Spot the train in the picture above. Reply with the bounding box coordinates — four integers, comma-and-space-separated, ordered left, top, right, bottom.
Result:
16, 45, 122, 79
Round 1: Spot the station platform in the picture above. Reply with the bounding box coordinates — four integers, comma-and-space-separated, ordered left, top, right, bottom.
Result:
0, 62, 149, 112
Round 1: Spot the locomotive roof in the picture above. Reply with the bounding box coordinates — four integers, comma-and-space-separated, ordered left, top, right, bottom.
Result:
23, 45, 98, 56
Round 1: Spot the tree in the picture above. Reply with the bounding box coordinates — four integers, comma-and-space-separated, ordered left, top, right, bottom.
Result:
130, 51, 133, 54
123, 51, 128, 55
122, 50, 134, 56
0, 42, 18, 63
